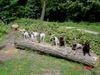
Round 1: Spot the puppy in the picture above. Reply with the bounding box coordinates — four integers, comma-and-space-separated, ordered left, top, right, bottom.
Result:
72, 43, 83, 50
50, 35, 59, 46
59, 36, 65, 47
40, 32, 45, 42
83, 41, 91, 56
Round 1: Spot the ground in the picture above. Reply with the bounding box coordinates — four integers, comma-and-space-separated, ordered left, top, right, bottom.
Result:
0, 49, 93, 75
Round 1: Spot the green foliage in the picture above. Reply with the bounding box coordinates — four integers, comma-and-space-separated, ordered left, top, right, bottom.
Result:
0, 0, 100, 24
0, 22, 9, 42
13, 18, 100, 55
0, 0, 41, 24
25, 0, 41, 18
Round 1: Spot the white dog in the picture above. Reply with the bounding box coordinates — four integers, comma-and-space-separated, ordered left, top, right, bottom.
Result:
40, 32, 45, 42
32, 32, 39, 41
19, 29, 30, 39
32, 32, 45, 42
50, 35, 59, 46
72, 43, 83, 50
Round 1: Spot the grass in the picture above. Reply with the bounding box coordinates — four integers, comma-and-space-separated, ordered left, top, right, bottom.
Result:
60, 22, 100, 32
0, 50, 95, 75
0, 18, 100, 75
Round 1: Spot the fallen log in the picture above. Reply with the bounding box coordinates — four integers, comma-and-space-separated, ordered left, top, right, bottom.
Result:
15, 39, 100, 67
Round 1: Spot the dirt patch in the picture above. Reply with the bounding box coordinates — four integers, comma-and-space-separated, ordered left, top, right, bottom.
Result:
0, 29, 18, 62
0, 47, 18, 61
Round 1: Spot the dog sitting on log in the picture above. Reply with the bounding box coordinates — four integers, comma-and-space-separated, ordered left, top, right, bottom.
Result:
50, 35, 59, 46
19, 29, 30, 39
83, 41, 91, 56
59, 35, 65, 47
72, 41, 91, 56
40, 32, 45, 42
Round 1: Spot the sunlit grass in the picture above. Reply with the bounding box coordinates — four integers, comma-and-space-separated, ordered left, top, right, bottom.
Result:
0, 50, 94, 75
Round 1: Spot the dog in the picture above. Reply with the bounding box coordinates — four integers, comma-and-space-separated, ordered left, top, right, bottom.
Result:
83, 41, 91, 56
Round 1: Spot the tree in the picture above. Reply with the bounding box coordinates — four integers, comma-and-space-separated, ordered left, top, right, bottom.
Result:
40, 0, 47, 20
26, 0, 41, 19
0, 0, 100, 23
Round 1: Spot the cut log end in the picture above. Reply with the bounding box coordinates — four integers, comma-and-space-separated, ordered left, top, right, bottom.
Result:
95, 57, 100, 67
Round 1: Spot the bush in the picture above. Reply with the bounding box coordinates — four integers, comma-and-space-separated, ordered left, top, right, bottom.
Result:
12, 18, 100, 55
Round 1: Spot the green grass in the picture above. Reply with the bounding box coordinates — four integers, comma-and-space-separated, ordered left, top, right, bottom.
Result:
60, 22, 100, 32
0, 18, 100, 75
0, 50, 96, 75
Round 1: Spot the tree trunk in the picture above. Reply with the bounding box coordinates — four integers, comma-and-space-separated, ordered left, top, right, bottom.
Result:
40, 0, 46, 20
14, 39, 100, 67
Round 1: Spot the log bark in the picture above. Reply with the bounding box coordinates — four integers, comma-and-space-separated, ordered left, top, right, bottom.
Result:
15, 39, 100, 67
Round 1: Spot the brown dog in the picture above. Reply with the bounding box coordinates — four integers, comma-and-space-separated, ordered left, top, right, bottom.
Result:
59, 35, 65, 47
